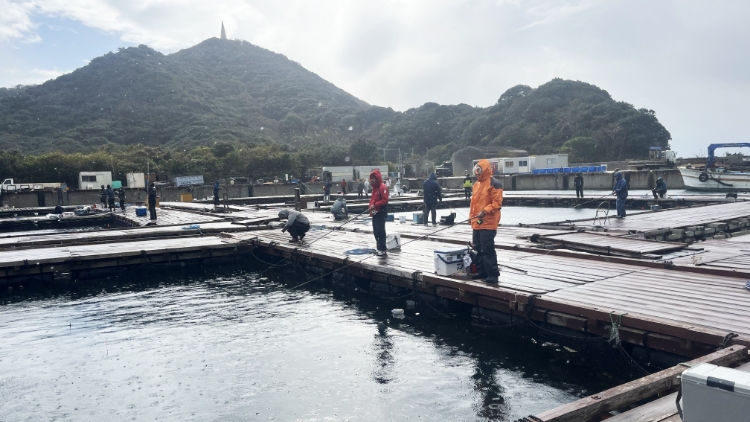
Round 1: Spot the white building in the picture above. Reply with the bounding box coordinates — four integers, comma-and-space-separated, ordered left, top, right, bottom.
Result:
471, 154, 569, 175
78, 171, 113, 190
530, 154, 568, 169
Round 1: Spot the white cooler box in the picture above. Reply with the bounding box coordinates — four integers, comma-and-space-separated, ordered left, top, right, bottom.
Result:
681, 363, 750, 421
434, 248, 467, 276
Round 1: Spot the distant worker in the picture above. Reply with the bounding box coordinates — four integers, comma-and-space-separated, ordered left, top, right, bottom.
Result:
612, 172, 628, 218
147, 182, 157, 220
106, 185, 115, 212
574, 173, 584, 198
367, 169, 389, 257
118, 188, 126, 212
213, 180, 222, 207
53, 204, 64, 214
422, 173, 442, 226
341, 179, 347, 195
612, 168, 620, 190
331, 197, 348, 221
469, 159, 503, 284
652, 177, 667, 199
278, 209, 310, 244
357, 179, 365, 199
99, 185, 107, 209
323, 179, 331, 202
364, 178, 371, 194
463, 174, 473, 200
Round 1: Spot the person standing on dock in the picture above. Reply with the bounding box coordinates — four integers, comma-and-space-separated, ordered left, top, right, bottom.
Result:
652, 177, 667, 199
341, 179, 347, 195
147, 182, 157, 220
612, 172, 628, 218
574, 173, 584, 198
357, 179, 365, 199
463, 174, 473, 200
469, 159, 503, 284
367, 169, 389, 256
106, 185, 115, 212
213, 180, 222, 208
99, 185, 107, 209
278, 209, 310, 243
323, 179, 331, 202
422, 173, 442, 226
118, 188, 126, 212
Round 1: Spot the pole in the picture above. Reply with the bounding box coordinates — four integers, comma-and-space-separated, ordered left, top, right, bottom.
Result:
294, 188, 301, 211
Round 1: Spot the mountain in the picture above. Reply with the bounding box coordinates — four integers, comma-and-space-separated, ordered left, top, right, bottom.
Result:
0, 38, 671, 163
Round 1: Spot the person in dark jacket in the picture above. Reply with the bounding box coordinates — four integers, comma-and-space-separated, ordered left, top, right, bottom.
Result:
652, 177, 667, 199
422, 173, 442, 226
612, 172, 628, 218
331, 197, 348, 220
357, 179, 365, 199
106, 185, 115, 211
213, 180, 222, 207
278, 209, 310, 243
323, 179, 331, 202
367, 169, 389, 256
574, 173, 584, 198
99, 185, 107, 209
118, 188, 126, 212
147, 182, 157, 220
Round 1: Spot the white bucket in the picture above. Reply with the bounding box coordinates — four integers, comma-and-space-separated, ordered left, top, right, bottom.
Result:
386, 233, 401, 250
434, 248, 467, 276
399, 215, 406, 224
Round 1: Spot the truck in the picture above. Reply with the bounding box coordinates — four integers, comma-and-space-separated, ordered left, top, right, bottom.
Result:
627, 147, 676, 170
435, 161, 453, 177
1, 178, 63, 192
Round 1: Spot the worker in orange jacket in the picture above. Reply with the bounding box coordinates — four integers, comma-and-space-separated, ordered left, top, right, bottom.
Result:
469, 159, 504, 283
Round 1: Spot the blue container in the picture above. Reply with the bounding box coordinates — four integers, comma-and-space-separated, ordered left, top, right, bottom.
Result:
572, 167, 581, 173
385, 214, 394, 222
563, 167, 572, 173
135, 207, 147, 217
588, 166, 597, 172
413, 213, 423, 224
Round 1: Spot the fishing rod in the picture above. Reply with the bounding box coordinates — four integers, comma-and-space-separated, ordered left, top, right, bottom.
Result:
572, 193, 613, 208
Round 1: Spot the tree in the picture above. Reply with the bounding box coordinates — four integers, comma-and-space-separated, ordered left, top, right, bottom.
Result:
349, 139, 379, 165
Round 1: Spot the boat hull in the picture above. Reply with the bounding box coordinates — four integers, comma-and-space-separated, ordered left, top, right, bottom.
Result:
679, 167, 750, 191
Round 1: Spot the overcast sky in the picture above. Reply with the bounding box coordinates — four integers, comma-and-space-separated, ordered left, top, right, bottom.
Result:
1, 0, 748, 157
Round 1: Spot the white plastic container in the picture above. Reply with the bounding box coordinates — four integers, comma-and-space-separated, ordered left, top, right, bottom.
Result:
386, 233, 401, 250
681, 363, 750, 421
399, 215, 407, 224
434, 248, 467, 276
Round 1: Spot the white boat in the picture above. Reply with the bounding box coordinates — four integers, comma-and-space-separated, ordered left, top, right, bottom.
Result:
680, 166, 750, 191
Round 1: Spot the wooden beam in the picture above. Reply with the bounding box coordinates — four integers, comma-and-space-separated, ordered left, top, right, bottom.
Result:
532, 345, 747, 422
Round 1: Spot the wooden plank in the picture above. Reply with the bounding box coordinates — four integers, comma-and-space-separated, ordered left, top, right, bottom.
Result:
533, 346, 747, 422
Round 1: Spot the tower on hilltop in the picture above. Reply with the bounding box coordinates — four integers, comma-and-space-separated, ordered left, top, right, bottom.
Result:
221, 22, 227, 40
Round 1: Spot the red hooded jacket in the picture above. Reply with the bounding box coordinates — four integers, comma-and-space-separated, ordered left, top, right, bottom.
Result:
368, 169, 389, 215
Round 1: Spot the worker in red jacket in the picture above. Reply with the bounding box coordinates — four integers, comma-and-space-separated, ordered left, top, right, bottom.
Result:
366, 169, 389, 256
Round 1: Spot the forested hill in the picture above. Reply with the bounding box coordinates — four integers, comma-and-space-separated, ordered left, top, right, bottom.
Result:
0, 37, 671, 162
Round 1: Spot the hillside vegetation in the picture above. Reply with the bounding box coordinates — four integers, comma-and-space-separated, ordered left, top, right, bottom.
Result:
0, 37, 671, 182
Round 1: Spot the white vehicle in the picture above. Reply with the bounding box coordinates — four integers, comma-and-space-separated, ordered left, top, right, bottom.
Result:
1, 178, 63, 192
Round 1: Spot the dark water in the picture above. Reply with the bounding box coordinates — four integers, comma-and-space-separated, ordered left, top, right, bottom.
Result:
0, 262, 632, 421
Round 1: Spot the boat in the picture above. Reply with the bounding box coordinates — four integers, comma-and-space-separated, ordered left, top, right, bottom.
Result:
680, 143, 750, 191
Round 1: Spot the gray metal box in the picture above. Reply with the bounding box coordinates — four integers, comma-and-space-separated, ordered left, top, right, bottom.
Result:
681, 363, 750, 421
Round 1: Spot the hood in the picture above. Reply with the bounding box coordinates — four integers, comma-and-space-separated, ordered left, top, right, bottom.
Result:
335, 197, 346, 203
214, 181, 220, 187
278, 209, 290, 219
657, 177, 663, 181
369, 169, 383, 187
615, 172, 623, 181
428, 173, 437, 180
475, 159, 492, 182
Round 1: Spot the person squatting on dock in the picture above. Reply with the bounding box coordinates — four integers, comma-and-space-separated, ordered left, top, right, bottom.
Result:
422, 173, 442, 226
147, 182, 157, 220
106, 185, 115, 212
574, 173, 584, 198
118, 188, 126, 212
367, 169, 389, 256
323, 179, 331, 202
278, 209, 310, 244
463, 174, 473, 200
331, 197, 348, 221
612, 172, 628, 218
652, 177, 667, 199
469, 159, 503, 284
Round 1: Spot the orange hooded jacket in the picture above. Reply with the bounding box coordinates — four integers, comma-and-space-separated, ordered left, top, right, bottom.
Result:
469, 159, 503, 229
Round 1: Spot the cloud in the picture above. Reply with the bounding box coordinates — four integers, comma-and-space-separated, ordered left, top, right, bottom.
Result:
0, 0, 38, 42
1, 67, 69, 86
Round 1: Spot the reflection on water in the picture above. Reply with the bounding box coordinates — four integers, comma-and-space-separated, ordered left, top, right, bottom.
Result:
0, 261, 631, 421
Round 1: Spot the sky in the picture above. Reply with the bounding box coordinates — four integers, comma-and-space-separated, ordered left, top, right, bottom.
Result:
1, 0, 749, 158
